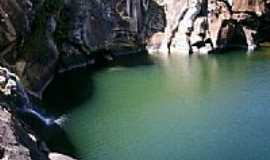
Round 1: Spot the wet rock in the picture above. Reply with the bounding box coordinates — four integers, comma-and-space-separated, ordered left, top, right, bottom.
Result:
49, 153, 77, 160
0, 66, 77, 160
0, 107, 49, 160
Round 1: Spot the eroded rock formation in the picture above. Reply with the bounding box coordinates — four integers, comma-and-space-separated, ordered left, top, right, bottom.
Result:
150, 0, 270, 54
0, 0, 165, 97
0, 0, 269, 96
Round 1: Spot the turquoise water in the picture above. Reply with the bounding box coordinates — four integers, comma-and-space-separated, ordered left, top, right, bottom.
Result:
44, 49, 270, 160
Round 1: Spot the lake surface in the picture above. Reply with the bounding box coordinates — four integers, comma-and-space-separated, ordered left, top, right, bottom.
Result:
44, 49, 270, 160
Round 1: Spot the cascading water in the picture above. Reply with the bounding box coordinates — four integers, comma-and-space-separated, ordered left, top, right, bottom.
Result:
0, 66, 65, 128
16, 80, 55, 125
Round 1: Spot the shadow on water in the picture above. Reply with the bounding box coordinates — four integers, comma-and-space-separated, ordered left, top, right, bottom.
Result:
13, 102, 79, 157
112, 52, 155, 67
46, 124, 78, 157
40, 0, 166, 155
42, 67, 95, 115
14, 114, 78, 158
42, 49, 249, 117
43, 52, 155, 116
41, 45, 270, 160
40, 52, 156, 158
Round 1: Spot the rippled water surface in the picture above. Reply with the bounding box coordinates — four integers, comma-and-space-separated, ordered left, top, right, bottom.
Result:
44, 49, 270, 160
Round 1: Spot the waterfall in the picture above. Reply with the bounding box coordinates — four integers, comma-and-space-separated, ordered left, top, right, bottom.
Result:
17, 83, 69, 127
16, 82, 59, 127
0, 67, 66, 128
126, 0, 131, 17
143, 0, 149, 11
23, 108, 53, 126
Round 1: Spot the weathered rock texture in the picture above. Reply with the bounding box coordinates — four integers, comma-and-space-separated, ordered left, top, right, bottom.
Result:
0, 0, 270, 96
0, 107, 77, 160
0, 107, 49, 160
152, 0, 270, 54
0, 0, 165, 97
0, 66, 77, 160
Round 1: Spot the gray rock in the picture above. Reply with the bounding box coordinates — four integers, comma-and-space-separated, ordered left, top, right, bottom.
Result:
0, 107, 49, 160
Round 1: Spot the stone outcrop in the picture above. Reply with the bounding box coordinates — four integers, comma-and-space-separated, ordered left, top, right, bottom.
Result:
0, 67, 77, 160
0, 106, 77, 160
0, 0, 270, 96
0, 107, 49, 160
151, 0, 270, 54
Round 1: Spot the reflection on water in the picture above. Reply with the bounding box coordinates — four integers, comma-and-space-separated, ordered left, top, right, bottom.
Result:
45, 49, 270, 160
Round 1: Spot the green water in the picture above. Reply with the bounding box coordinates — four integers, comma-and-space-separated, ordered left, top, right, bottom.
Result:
44, 49, 270, 160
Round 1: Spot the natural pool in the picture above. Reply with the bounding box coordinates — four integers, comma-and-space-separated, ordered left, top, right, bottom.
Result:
44, 49, 270, 160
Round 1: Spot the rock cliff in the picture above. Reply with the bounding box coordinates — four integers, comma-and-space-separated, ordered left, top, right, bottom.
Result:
0, 0, 269, 96
151, 0, 270, 54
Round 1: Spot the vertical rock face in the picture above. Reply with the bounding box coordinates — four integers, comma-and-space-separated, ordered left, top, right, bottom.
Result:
149, 0, 211, 54
0, 0, 166, 97
208, 0, 234, 50
0, 0, 32, 64
232, 0, 270, 51
151, 0, 270, 55
0, 0, 270, 96
60, 0, 165, 53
